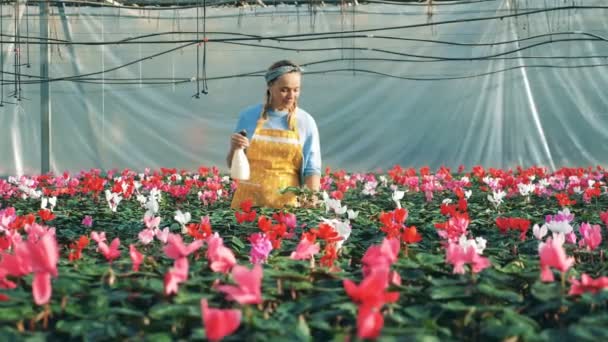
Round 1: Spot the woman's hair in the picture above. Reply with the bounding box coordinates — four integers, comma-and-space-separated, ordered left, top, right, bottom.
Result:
261, 60, 301, 130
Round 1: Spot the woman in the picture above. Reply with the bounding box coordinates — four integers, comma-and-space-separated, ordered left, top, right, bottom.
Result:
227, 60, 321, 209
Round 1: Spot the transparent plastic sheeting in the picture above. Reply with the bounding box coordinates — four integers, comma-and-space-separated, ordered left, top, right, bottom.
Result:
1, 0, 608, 177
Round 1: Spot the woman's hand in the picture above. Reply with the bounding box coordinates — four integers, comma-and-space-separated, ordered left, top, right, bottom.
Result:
230, 133, 249, 150
299, 194, 320, 209
227, 133, 250, 168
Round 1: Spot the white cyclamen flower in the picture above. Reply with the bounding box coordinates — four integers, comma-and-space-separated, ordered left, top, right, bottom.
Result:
392, 190, 405, 209
458, 235, 487, 255
533, 224, 548, 240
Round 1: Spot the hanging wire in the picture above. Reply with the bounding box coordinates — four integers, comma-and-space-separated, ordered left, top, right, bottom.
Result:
1, 32, 607, 87
0, 5, 606, 90
13, 1, 19, 99
12, 60, 608, 85
201, 0, 208, 94
25, 0, 30, 67
351, 0, 355, 75
0, 28, 604, 47
101, 8, 105, 166
0, 0, 505, 11
193, 0, 200, 98
0, 5, 606, 47
340, 0, 344, 60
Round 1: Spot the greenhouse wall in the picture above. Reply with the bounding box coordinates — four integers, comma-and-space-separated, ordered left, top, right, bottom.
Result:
1, 0, 607, 176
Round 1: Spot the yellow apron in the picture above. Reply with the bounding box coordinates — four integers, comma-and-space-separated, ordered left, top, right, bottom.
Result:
231, 114, 303, 209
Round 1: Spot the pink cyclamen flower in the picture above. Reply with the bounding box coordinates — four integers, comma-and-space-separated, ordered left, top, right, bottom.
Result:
290, 238, 320, 260
217, 264, 263, 305
565, 232, 577, 245
248, 233, 273, 264
164, 257, 189, 295
129, 244, 144, 272
206, 234, 236, 274
578, 223, 602, 251
90, 231, 106, 244
81, 215, 93, 228
539, 237, 575, 282
357, 304, 384, 340
445, 243, 491, 275
28, 228, 59, 305
98, 238, 121, 263
569, 273, 608, 295
0, 224, 59, 305
272, 212, 297, 230
361, 238, 400, 277
155, 228, 170, 244
138, 228, 156, 245
144, 215, 161, 230
200, 299, 241, 342
163, 233, 203, 260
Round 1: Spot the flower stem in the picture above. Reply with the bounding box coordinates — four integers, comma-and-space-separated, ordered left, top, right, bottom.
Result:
245, 305, 254, 328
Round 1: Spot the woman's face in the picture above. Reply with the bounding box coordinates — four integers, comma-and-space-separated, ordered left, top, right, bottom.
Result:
268, 72, 301, 111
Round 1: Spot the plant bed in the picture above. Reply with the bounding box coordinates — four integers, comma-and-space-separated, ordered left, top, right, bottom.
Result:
0, 165, 607, 341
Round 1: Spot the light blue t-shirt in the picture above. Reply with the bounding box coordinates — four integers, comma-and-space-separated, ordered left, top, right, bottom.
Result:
233, 103, 322, 183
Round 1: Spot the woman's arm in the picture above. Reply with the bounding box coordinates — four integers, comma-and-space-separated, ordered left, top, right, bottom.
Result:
228, 108, 255, 168
300, 112, 322, 192
303, 174, 320, 191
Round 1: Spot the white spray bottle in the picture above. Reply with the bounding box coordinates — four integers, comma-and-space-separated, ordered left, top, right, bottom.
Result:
230, 130, 250, 180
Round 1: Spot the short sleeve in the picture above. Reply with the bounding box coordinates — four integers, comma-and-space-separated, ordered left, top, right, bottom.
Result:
234, 111, 248, 134
302, 116, 322, 177
233, 104, 261, 137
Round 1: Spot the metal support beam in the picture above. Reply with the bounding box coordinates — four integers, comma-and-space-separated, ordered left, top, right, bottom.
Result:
40, 0, 50, 174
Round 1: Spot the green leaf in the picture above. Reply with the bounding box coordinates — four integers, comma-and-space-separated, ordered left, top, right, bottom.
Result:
403, 305, 433, 321
394, 257, 420, 269
148, 303, 199, 320
108, 307, 145, 317
22, 333, 49, 342
231, 236, 246, 251
530, 281, 562, 301
0, 305, 35, 321
440, 301, 472, 312
477, 283, 523, 303
496, 260, 527, 274
189, 328, 206, 341
55, 320, 106, 337
428, 277, 468, 287
295, 315, 312, 342
429, 285, 473, 300
480, 309, 539, 340
0, 327, 21, 340
415, 252, 445, 265
136, 277, 165, 293
144, 333, 174, 342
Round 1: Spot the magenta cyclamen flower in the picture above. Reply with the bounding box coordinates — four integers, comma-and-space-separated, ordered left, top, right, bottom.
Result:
81, 215, 93, 228
546, 208, 574, 223
248, 233, 273, 264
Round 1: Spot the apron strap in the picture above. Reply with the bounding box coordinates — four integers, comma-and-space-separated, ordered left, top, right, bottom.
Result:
255, 108, 300, 141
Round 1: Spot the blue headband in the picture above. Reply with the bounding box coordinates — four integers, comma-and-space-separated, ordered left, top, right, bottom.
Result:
264, 65, 303, 84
